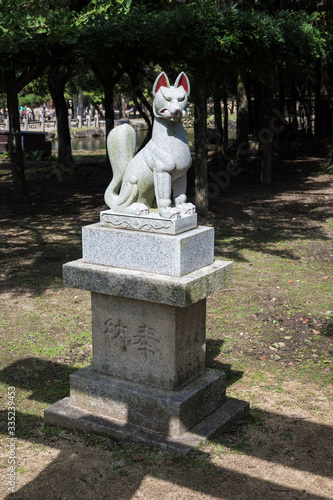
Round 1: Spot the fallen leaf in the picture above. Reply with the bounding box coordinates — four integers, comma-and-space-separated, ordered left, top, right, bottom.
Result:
284, 336, 292, 340
259, 356, 266, 360
274, 355, 281, 360
312, 329, 320, 335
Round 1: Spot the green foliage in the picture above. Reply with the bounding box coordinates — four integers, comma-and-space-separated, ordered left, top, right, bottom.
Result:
79, 1, 330, 72
19, 77, 51, 108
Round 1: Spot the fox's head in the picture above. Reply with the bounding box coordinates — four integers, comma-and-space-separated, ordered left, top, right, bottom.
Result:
152, 72, 190, 121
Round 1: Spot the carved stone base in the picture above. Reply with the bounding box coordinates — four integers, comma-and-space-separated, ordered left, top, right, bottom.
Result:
45, 217, 249, 453
44, 365, 249, 454
68, 365, 225, 436
100, 209, 197, 235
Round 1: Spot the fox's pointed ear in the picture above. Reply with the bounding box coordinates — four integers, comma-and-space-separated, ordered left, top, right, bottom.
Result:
174, 72, 190, 95
153, 72, 170, 94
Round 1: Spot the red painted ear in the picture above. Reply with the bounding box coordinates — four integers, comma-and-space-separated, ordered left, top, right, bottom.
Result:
153, 72, 170, 94
175, 72, 190, 94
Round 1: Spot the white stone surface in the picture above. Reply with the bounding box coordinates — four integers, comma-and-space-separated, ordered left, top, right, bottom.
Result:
100, 209, 197, 235
82, 223, 214, 276
104, 71, 195, 219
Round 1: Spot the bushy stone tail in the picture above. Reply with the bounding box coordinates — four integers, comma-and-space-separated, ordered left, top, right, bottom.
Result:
104, 124, 136, 209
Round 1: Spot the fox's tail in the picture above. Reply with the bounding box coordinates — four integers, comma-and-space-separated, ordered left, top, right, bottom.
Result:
104, 124, 136, 209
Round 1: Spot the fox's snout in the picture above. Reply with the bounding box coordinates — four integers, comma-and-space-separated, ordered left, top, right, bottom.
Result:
171, 108, 181, 119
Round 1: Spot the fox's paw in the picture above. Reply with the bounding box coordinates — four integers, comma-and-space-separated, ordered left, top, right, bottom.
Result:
159, 207, 180, 220
128, 203, 150, 216
177, 203, 196, 216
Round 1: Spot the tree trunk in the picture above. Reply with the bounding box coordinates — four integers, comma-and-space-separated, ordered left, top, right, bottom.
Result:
259, 70, 274, 185
223, 89, 229, 147
322, 132, 333, 170
6, 73, 27, 201
48, 65, 74, 167
194, 63, 208, 215
78, 87, 84, 118
92, 63, 126, 179
127, 67, 153, 150
236, 68, 249, 164
315, 61, 331, 138
213, 80, 224, 163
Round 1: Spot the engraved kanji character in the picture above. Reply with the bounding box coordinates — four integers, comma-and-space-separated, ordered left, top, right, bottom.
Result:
104, 318, 127, 340
132, 325, 159, 359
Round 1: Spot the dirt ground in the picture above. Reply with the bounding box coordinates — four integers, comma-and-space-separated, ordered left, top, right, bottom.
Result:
0, 148, 332, 499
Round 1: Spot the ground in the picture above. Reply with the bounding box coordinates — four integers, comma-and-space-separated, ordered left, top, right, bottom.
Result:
0, 147, 332, 500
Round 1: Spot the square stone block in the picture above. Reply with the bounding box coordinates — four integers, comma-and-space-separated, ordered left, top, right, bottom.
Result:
63, 259, 233, 307
44, 392, 249, 454
82, 223, 214, 276
91, 292, 206, 390
69, 365, 226, 437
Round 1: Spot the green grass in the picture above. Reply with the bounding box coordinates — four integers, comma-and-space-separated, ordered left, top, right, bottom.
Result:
0, 151, 332, 494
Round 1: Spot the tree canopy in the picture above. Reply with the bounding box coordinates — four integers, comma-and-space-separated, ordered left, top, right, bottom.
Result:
0, 0, 332, 202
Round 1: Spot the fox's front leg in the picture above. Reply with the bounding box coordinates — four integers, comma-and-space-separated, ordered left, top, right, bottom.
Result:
153, 169, 180, 219
173, 175, 196, 216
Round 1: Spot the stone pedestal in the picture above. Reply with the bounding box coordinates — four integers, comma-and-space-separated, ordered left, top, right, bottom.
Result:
44, 218, 249, 453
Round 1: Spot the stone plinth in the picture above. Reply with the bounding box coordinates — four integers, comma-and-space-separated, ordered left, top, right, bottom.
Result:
44, 396, 249, 454
100, 209, 197, 235
82, 223, 214, 276
63, 259, 232, 307
91, 293, 206, 390
44, 215, 249, 453
69, 365, 225, 437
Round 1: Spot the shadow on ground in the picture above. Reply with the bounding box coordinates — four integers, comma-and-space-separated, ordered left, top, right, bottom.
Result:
0, 357, 331, 499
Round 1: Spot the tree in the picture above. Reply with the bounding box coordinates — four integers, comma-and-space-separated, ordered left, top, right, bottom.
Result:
48, 64, 75, 167
0, 0, 133, 199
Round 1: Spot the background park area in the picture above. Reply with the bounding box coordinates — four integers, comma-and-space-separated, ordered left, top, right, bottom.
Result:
1, 1, 333, 499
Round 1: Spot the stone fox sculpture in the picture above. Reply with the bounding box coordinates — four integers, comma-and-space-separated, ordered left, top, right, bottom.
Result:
104, 71, 195, 219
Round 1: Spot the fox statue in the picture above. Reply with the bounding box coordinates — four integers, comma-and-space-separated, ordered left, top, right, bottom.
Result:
104, 71, 196, 219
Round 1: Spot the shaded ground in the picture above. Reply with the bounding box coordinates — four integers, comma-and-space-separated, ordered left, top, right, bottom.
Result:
0, 148, 332, 499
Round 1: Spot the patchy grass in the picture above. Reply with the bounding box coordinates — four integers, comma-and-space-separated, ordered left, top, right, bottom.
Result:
0, 150, 332, 499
